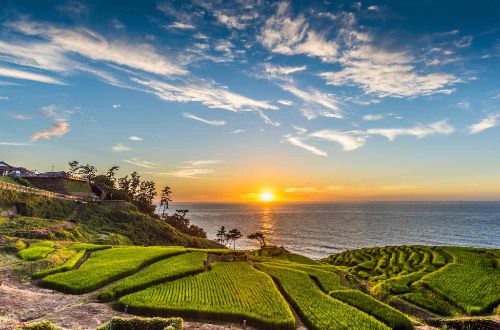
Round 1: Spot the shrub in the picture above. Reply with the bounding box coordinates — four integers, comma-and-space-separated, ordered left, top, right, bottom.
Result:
96, 316, 183, 330
18, 320, 61, 330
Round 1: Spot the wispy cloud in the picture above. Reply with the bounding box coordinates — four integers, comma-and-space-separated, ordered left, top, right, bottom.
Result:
128, 136, 143, 141
31, 121, 69, 142
167, 22, 196, 30
111, 143, 131, 152
0, 96, 10, 100
133, 78, 278, 113
310, 130, 366, 151
468, 114, 500, 134
363, 114, 384, 121
31, 105, 71, 142
280, 84, 342, 119
7, 112, 32, 120
182, 112, 226, 126
284, 135, 328, 156
0, 66, 63, 84
7, 20, 187, 76
230, 129, 245, 134
264, 64, 306, 76
277, 99, 293, 106
112, 104, 121, 109
0, 141, 30, 146
124, 158, 160, 168
259, 2, 338, 62
365, 120, 455, 140
146, 159, 224, 178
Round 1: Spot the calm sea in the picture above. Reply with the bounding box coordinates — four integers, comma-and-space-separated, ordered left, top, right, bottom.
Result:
169, 202, 500, 259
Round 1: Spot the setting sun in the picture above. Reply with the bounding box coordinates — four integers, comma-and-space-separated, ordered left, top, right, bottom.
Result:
260, 192, 274, 202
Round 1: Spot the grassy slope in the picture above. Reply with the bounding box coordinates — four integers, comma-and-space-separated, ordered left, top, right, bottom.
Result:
0, 189, 222, 248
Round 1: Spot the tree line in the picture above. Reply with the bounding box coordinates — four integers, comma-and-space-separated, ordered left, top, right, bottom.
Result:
215, 226, 267, 250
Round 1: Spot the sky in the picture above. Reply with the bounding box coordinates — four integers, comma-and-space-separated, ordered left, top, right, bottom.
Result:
0, 0, 499, 202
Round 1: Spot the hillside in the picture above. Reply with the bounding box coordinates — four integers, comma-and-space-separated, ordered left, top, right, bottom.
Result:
0, 189, 221, 248
1, 242, 498, 330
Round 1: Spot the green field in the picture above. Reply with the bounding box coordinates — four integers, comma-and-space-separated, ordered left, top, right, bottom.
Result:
119, 262, 295, 329
98, 252, 207, 301
256, 263, 389, 330
40, 246, 185, 293
11, 243, 498, 329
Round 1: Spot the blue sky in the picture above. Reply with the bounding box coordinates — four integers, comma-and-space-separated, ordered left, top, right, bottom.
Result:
0, 0, 499, 201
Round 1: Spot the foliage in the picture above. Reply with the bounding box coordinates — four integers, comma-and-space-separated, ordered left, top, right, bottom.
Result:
41, 246, 184, 293
161, 209, 207, 238
119, 262, 295, 330
247, 231, 266, 247
18, 246, 54, 261
256, 263, 388, 330
98, 252, 207, 301
96, 316, 183, 330
330, 289, 413, 330
17, 320, 61, 330
32, 249, 86, 279
69, 243, 112, 252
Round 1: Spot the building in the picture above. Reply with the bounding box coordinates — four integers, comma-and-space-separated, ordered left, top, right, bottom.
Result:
0, 161, 32, 176
0, 161, 12, 175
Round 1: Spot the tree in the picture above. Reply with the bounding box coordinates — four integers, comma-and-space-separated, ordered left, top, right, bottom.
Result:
159, 186, 173, 217
106, 166, 120, 187
117, 175, 130, 194
247, 232, 267, 248
79, 164, 97, 182
68, 161, 80, 176
216, 226, 227, 246
227, 228, 243, 249
129, 172, 141, 198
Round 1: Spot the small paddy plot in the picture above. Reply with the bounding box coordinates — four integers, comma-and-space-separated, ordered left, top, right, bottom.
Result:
98, 252, 207, 301
32, 249, 86, 279
119, 262, 295, 330
256, 263, 389, 330
330, 289, 413, 330
41, 246, 185, 293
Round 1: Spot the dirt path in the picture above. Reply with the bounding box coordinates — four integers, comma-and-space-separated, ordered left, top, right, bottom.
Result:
0, 254, 252, 330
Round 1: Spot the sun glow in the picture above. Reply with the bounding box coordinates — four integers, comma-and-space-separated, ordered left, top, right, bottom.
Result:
260, 191, 274, 202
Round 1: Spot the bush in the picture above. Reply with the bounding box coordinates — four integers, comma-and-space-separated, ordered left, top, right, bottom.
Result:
18, 320, 61, 330
97, 317, 183, 330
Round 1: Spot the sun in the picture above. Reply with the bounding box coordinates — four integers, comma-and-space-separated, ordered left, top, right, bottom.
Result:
260, 191, 274, 202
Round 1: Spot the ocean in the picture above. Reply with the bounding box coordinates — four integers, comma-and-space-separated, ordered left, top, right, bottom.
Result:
169, 201, 500, 260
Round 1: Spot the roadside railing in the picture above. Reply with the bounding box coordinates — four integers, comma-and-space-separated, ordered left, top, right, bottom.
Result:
0, 181, 84, 202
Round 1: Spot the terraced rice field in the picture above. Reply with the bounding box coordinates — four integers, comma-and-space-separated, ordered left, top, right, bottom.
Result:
119, 262, 295, 330
325, 245, 500, 317
256, 263, 389, 330
98, 252, 207, 301
40, 246, 185, 293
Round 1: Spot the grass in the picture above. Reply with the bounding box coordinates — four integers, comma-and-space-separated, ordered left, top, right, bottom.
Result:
18, 245, 55, 261
400, 292, 455, 316
119, 262, 295, 330
32, 249, 86, 279
68, 243, 112, 252
256, 263, 389, 330
329, 289, 413, 330
98, 252, 207, 301
419, 262, 500, 315
40, 246, 185, 293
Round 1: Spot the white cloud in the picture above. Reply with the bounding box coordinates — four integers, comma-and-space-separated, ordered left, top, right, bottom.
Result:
0, 141, 30, 146
363, 114, 384, 121
230, 129, 245, 134
468, 114, 500, 134
182, 112, 226, 126
111, 143, 131, 152
0, 66, 63, 84
259, 2, 338, 62
146, 159, 223, 178
310, 130, 367, 151
256, 110, 280, 126
167, 22, 196, 30
7, 112, 32, 120
128, 136, 143, 141
8, 20, 187, 76
31, 121, 70, 142
124, 158, 160, 168
367, 5, 379, 11
133, 78, 278, 112
280, 84, 342, 119
264, 64, 306, 75
319, 43, 461, 98
112, 104, 121, 109
0, 96, 10, 100
277, 99, 293, 106
366, 120, 455, 140
456, 101, 470, 110
284, 135, 328, 156
214, 11, 246, 30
